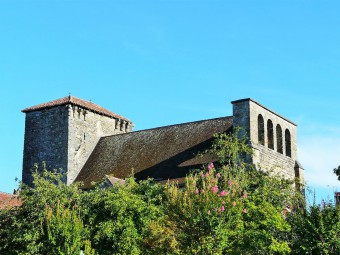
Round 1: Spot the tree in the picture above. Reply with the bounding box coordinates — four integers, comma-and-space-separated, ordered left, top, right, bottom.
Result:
0, 165, 164, 255
146, 132, 294, 255
0, 165, 92, 255
6, 131, 340, 254
288, 199, 340, 254
44, 200, 95, 255
333, 165, 340, 181
82, 178, 165, 255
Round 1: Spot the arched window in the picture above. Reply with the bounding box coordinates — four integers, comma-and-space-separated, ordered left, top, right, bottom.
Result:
276, 124, 283, 154
285, 129, 291, 157
258, 114, 265, 145
267, 119, 274, 149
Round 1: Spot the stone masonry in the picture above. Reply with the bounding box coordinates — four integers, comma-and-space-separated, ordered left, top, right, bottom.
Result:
232, 98, 304, 185
22, 96, 133, 185
22, 96, 303, 189
22, 106, 68, 184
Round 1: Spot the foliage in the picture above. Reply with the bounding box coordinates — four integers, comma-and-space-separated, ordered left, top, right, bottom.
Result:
0, 166, 164, 255
82, 178, 164, 255
45, 200, 95, 255
146, 132, 293, 255
333, 165, 340, 181
0, 165, 90, 255
288, 198, 340, 255
1, 132, 340, 254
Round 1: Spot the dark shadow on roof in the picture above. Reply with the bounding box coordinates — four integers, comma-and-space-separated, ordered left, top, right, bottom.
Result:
75, 116, 233, 188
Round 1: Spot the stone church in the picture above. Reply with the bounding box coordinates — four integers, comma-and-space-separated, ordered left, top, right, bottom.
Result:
22, 96, 304, 188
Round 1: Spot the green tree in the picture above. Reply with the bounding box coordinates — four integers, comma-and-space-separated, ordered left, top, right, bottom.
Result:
0, 165, 92, 255
82, 178, 165, 255
0, 164, 164, 255
44, 200, 95, 255
147, 132, 294, 255
333, 165, 340, 181
288, 199, 340, 254
6, 131, 340, 254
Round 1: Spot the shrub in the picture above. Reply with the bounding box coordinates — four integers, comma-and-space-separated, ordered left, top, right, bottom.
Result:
146, 132, 294, 255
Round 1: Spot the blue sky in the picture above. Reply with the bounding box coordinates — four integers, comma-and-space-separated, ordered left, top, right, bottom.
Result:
1, 0, 340, 203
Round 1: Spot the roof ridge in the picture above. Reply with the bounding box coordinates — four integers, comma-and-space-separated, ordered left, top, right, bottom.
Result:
0, 192, 18, 197
102, 116, 233, 139
22, 96, 131, 122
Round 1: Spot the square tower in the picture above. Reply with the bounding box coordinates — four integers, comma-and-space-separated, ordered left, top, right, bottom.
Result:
22, 96, 133, 185
232, 98, 304, 185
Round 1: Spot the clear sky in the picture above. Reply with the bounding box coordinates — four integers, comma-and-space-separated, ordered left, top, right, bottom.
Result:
1, 0, 340, 204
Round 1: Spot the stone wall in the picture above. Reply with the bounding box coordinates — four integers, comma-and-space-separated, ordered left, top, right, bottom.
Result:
252, 143, 296, 179
22, 106, 69, 185
22, 103, 133, 186
22, 97, 302, 187
67, 104, 133, 184
232, 99, 304, 184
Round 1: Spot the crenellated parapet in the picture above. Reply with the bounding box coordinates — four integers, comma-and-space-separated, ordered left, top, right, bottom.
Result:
114, 118, 133, 133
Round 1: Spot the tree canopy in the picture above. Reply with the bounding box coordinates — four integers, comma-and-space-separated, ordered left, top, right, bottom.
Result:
1, 133, 340, 254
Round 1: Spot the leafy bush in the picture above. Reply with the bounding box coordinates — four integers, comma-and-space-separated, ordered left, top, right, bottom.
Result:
82, 178, 164, 255
0, 167, 88, 255
288, 198, 340, 255
146, 132, 294, 255
1, 132, 339, 254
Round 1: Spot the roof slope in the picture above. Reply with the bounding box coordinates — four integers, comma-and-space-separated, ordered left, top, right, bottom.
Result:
22, 96, 131, 122
75, 116, 233, 188
0, 192, 21, 209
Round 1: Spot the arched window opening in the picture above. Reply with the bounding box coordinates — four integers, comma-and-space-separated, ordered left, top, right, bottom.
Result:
285, 129, 292, 157
258, 114, 265, 145
267, 119, 274, 149
276, 124, 283, 154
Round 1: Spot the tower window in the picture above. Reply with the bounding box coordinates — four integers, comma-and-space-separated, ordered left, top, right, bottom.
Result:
276, 124, 283, 154
267, 119, 274, 150
258, 114, 265, 145
285, 129, 292, 157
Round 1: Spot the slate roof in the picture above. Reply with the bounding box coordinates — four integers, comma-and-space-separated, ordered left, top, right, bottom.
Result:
0, 192, 21, 209
75, 116, 233, 188
105, 176, 126, 186
22, 96, 131, 122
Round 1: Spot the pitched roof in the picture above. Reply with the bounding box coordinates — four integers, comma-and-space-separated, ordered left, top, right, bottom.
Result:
0, 192, 21, 209
75, 116, 233, 188
22, 96, 131, 122
105, 176, 126, 186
